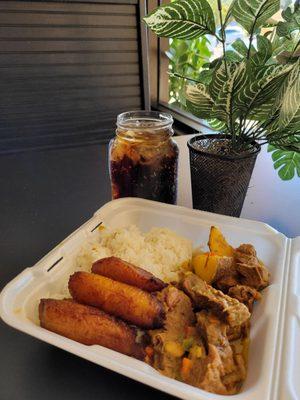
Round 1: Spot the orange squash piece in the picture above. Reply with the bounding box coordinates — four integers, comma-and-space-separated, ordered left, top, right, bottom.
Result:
208, 226, 234, 257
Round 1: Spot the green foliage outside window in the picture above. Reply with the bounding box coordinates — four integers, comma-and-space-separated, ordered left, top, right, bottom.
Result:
167, 37, 211, 105
167, 0, 232, 105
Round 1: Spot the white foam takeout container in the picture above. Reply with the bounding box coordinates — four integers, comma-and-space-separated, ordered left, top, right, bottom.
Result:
0, 198, 299, 400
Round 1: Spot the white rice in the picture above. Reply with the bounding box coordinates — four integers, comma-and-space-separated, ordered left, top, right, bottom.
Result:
75, 225, 192, 282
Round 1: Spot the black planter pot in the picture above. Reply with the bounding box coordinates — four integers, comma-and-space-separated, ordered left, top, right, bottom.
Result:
187, 134, 261, 217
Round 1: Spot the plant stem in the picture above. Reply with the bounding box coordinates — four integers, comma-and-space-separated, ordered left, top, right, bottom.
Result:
240, 116, 248, 136
243, 119, 263, 137
217, 0, 238, 146
228, 87, 237, 147
247, 27, 255, 59
238, 117, 243, 137
246, 1, 268, 60
217, 0, 228, 78
263, 131, 300, 145
243, 117, 255, 132
215, 34, 224, 42
241, 111, 279, 139
168, 72, 201, 84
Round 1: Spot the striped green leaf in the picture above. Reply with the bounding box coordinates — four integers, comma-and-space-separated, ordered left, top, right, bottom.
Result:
198, 69, 214, 84
185, 83, 214, 118
225, 50, 242, 62
143, 0, 215, 40
232, 0, 280, 34
209, 62, 227, 101
248, 97, 276, 120
209, 61, 236, 101
237, 63, 293, 113
276, 6, 300, 38
207, 118, 229, 132
264, 61, 300, 133
251, 35, 273, 66
231, 38, 249, 57
210, 62, 247, 123
255, 74, 289, 127
268, 134, 300, 152
223, 0, 236, 26
277, 59, 300, 132
277, 48, 300, 65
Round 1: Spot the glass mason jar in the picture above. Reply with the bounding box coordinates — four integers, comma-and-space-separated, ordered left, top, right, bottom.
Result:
109, 111, 179, 204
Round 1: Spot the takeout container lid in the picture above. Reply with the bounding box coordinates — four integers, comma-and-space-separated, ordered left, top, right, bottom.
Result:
0, 198, 299, 400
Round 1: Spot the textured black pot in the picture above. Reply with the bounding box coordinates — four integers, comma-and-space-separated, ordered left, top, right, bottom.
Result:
187, 134, 261, 217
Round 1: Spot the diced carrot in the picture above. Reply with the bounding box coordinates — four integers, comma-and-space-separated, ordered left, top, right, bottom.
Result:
145, 346, 154, 358
181, 357, 193, 380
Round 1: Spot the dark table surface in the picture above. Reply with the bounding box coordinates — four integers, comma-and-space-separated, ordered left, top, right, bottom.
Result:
1, 141, 299, 400
0, 143, 173, 400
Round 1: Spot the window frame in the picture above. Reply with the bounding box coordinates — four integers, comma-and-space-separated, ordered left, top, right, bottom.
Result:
146, 0, 211, 133
139, 0, 151, 110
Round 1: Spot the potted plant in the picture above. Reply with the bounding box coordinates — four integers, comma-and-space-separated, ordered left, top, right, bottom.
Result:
144, 0, 300, 216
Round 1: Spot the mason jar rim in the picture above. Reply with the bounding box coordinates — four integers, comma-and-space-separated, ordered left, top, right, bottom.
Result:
117, 110, 173, 130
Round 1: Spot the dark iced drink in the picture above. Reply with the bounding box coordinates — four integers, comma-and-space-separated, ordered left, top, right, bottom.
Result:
109, 111, 178, 204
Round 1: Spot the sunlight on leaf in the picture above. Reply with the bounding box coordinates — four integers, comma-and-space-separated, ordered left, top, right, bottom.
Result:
144, 0, 216, 39
232, 0, 280, 34
186, 83, 214, 118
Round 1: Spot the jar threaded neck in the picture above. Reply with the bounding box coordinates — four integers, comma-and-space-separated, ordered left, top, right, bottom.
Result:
116, 110, 174, 142
117, 110, 173, 131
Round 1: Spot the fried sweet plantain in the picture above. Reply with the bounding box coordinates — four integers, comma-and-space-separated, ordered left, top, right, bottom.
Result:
92, 256, 167, 292
39, 299, 145, 359
68, 272, 164, 329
